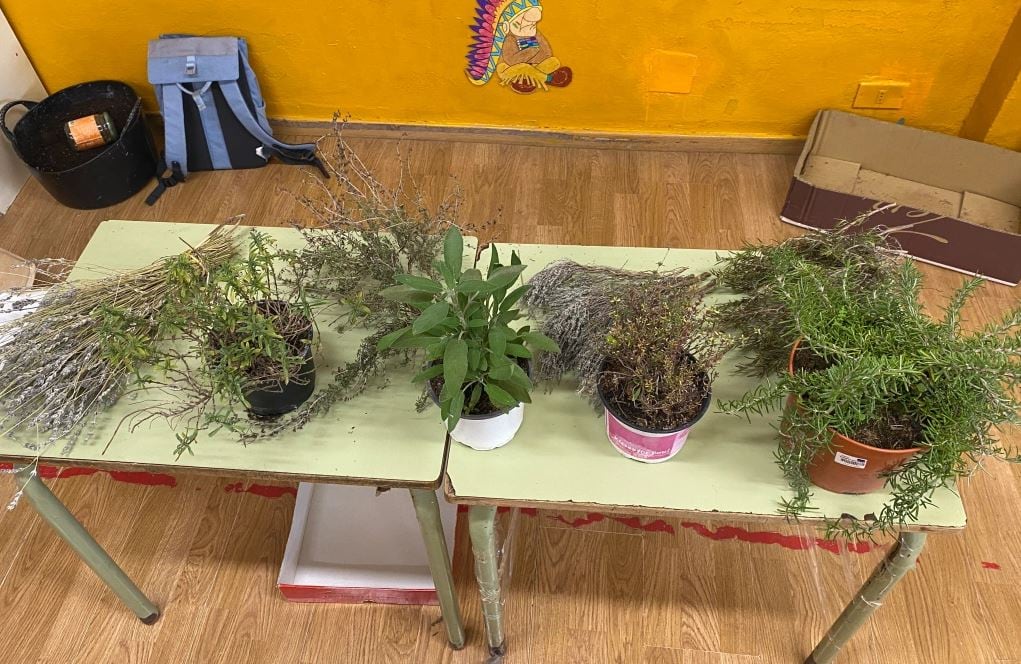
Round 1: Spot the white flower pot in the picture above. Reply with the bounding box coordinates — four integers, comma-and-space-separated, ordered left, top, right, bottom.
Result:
449, 404, 525, 451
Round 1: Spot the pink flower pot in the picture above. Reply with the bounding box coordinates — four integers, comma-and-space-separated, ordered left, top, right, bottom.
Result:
597, 363, 713, 464
603, 407, 696, 463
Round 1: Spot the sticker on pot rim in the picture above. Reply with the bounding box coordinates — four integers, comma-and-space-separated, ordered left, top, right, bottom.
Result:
834, 451, 867, 469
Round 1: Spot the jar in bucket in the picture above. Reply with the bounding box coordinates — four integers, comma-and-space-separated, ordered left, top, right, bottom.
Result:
597, 362, 713, 463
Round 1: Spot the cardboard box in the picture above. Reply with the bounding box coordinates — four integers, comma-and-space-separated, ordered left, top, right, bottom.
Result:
781, 110, 1021, 286
278, 483, 457, 604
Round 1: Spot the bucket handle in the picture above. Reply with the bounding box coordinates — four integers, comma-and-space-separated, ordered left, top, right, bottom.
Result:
0, 100, 38, 144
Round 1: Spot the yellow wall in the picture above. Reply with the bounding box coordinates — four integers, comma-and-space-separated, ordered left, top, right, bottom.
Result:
988, 80, 1021, 150
3, 0, 1020, 139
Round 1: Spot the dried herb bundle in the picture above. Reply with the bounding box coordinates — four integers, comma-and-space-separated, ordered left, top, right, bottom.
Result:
600, 282, 730, 430
258, 121, 464, 436
523, 260, 711, 400
713, 217, 900, 376
0, 226, 238, 453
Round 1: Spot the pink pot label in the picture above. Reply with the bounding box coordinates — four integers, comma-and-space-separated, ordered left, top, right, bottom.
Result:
605, 408, 690, 462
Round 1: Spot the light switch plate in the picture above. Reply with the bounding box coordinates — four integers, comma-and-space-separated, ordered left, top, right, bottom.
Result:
853, 81, 909, 109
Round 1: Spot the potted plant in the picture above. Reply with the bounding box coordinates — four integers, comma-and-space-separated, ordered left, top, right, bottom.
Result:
523, 260, 711, 396
106, 230, 319, 456
722, 259, 1021, 538
522, 259, 725, 462
377, 227, 559, 450
596, 282, 730, 463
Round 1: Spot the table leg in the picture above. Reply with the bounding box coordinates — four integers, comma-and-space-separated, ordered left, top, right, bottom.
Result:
468, 505, 506, 658
409, 488, 465, 649
806, 531, 927, 664
15, 466, 159, 623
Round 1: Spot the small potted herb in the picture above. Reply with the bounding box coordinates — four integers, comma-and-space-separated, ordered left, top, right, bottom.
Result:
108, 231, 319, 456
722, 259, 1021, 538
596, 282, 729, 462
378, 227, 559, 450
523, 260, 725, 462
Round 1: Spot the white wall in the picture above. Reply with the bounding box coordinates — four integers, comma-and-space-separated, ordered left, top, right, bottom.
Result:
0, 8, 45, 213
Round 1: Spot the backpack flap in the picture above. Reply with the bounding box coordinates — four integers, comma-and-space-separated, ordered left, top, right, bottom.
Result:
147, 37, 240, 86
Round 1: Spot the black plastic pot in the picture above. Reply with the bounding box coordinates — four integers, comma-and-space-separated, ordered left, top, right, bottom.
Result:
595, 355, 712, 435
244, 349, 316, 417
0, 80, 158, 209
242, 300, 316, 417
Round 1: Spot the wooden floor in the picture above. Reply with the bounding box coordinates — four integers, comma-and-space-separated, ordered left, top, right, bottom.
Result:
0, 134, 1018, 664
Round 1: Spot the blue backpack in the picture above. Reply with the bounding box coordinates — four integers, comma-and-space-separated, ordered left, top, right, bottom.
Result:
146, 35, 326, 204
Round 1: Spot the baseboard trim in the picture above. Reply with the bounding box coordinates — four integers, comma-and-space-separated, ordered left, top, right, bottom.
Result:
269, 119, 805, 154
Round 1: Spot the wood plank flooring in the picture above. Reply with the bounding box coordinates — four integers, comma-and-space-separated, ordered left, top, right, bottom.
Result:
0, 134, 1018, 663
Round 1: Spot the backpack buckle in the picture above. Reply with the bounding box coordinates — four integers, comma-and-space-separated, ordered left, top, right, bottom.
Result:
185, 55, 197, 76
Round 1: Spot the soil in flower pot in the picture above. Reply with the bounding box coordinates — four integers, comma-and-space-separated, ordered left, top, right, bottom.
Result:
787, 341, 923, 494
241, 300, 316, 418
427, 359, 530, 451
596, 356, 712, 463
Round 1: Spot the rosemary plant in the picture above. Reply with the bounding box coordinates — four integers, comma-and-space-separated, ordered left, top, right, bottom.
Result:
713, 218, 900, 376
721, 259, 1021, 539
0, 226, 238, 453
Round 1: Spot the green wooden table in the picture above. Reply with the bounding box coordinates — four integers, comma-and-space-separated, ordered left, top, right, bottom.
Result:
444, 243, 967, 664
0, 221, 467, 648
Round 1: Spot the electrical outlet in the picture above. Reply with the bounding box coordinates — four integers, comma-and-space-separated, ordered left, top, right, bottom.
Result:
853, 81, 908, 109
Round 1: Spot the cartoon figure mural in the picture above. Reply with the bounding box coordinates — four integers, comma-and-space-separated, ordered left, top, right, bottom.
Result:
466, 0, 573, 95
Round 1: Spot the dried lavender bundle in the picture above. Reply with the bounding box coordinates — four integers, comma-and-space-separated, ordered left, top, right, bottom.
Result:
0, 225, 239, 454
523, 260, 712, 400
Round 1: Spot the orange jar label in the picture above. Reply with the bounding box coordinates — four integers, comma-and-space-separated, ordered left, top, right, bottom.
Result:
66, 116, 106, 150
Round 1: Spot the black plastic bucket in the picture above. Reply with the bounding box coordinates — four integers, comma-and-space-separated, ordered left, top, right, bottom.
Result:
0, 80, 158, 209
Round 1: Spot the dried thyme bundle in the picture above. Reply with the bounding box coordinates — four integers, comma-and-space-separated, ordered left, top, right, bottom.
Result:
0, 225, 239, 453
249, 120, 465, 438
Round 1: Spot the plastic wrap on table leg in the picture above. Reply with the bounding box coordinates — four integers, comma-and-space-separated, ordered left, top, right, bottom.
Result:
470, 505, 523, 655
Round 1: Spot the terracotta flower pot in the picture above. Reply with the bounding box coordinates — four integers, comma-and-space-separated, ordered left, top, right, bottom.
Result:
787, 340, 923, 495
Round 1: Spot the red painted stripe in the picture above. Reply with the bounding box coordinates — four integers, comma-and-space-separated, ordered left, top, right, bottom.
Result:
678, 521, 876, 554
981, 561, 1001, 570
1, 463, 177, 488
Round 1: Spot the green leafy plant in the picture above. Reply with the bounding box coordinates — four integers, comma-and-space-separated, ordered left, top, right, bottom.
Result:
378, 227, 559, 430
713, 218, 900, 376
104, 231, 318, 456
600, 282, 730, 430
721, 258, 1021, 539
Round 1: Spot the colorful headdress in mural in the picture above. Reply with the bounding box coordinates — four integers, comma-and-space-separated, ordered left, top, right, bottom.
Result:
466, 0, 543, 85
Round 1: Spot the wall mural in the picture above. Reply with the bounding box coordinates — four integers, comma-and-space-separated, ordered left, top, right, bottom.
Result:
466, 0, 572, 95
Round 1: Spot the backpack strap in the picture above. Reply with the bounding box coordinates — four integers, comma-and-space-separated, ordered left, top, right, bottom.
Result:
218, 80, 329, 178
146, 82, 188, 205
